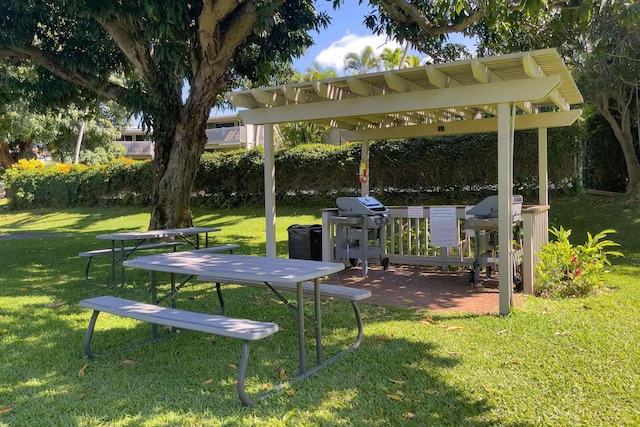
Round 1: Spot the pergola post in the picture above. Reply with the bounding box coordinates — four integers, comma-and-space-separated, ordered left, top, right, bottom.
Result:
361, 141, 369, 197
538, 127, 549, 206
264, 124, 277, 258
498, 103, 514, 315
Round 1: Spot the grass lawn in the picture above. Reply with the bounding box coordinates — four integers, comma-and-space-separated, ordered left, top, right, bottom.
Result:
0, 195, 638, 426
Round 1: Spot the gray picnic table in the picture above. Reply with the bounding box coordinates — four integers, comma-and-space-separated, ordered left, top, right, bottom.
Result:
94, 227, 220, 286
123, 251, 346, 378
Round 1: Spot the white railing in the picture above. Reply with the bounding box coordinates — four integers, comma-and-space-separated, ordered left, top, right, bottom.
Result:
205, 126, 246, 145
521, 205, 549, 294
322, 204, 549, 293
385, 205, 474, 268
120, 141, 154, 157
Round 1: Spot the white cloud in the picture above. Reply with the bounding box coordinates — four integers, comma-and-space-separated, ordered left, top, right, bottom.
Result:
314, 33, 403, 72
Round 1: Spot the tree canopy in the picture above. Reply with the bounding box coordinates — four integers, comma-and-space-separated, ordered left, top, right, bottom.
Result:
1, 1, 330, 227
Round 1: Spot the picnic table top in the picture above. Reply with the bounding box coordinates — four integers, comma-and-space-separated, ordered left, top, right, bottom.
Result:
96, 227, 220, 241
123, 252, 345, 284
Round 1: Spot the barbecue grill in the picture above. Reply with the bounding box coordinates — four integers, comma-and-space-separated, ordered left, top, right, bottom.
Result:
464, 195, 523, 286
329, 197, 391, 276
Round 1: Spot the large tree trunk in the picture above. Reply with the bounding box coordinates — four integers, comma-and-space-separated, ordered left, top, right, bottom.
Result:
0, 141, 14, 169
149, 115, 208, 229
596, 91, 640, 201
147, 66, 228, 230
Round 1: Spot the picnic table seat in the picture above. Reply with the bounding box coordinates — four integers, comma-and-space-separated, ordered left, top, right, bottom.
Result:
79, 296, 278, 405
197, 276, 371, 360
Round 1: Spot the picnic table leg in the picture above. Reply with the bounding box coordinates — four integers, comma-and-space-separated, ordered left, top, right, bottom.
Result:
83, 310, 101, 359
150, 270, 158, 339
110, 240, 116, 286
314, 277, 323, 365
237, 340, 256, 406
120, 241, 126, 287
297, 280, 306, 374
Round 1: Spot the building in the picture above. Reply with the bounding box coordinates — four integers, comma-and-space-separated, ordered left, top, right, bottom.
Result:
116, 114, 264, 159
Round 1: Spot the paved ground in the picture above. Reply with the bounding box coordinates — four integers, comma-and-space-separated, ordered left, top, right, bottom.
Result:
330, 263, 526, 314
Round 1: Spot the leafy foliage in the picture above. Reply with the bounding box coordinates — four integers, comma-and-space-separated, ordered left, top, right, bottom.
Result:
6, 128, 581, 208
536, 226, 623, 298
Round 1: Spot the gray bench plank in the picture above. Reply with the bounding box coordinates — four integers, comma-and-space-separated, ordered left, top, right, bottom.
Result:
80, 296, 278, 340
79, 296, 279, 405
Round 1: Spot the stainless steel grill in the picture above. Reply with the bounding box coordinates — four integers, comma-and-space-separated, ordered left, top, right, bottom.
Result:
463, 195, 523, 286
330, 197, 391, 276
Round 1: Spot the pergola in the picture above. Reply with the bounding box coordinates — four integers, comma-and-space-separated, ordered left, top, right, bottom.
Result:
226, 48, 583, 315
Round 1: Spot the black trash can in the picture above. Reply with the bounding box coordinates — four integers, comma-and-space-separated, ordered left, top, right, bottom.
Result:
287, 224, 322, 261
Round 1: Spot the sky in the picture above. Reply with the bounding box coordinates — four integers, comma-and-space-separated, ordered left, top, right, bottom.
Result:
292, 2, 405, 74
291, 2, 475, 75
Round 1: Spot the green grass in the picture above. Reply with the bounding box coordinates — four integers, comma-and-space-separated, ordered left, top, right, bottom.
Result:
0, 196, 639, 426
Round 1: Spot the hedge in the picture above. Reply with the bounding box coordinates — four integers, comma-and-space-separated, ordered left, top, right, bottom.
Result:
5, 127, 581, 209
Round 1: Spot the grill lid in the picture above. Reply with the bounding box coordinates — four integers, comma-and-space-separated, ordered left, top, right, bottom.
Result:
336, 197, 389, 215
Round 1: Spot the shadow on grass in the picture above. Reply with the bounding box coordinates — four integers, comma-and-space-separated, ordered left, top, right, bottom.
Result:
0, 209, 536, 426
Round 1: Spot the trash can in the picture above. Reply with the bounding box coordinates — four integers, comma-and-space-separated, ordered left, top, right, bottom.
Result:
287, 224, 322, 261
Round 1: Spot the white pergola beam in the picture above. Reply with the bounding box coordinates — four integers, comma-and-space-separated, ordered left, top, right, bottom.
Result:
346, 76, 385, 97
263, 124, 276, 258
426, 66, 462, 88
251, 88, 286, 107
239, 76, 562, 125
497, 103, 514, 315
384, 71, 425, 93
281, 85, 319, 104
522, 53, 570, 110
341, 109, 581, 141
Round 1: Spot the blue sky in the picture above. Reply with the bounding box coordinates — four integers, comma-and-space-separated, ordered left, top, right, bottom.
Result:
292, 2, 404, 73
292, 2, 475, 75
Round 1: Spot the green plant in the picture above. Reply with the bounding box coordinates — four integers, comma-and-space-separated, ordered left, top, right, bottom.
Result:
536, 226, 623, 298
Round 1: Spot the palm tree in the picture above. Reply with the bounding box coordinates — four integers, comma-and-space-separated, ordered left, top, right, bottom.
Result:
403, 55, 424, 68
380, 47, 405, 70
304, 62, 339, 81
344, 46, 381, 75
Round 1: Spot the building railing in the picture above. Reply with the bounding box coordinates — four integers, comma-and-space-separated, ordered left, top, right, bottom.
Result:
322, 203, 549, 293
205, 126, 247, 145
120, 141, 153, 157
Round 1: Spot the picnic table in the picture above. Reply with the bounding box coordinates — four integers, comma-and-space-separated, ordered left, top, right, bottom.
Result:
123, 252, 346, 377
92, 227, 220, 286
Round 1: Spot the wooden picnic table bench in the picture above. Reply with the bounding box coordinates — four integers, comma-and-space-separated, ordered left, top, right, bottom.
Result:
79, 295, 279, 406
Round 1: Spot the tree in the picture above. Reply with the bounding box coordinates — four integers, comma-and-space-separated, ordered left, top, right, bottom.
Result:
293, 61, 338, 82
380, 47, 404, 70
334, 0, 598, 63
344, 45, 381, 75
0, 1, 328, 228
573, 4, 640, 199
0, 61, 130, 169
280, 63, 336, 149
471, 0, 639, 199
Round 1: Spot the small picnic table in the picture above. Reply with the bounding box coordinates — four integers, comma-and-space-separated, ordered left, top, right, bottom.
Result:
96, 227, 220, 286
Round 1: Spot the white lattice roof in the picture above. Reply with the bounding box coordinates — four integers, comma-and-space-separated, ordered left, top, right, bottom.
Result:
227, 48, 582, 140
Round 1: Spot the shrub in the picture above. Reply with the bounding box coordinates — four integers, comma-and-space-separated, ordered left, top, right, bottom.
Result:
535, 227, 623, 298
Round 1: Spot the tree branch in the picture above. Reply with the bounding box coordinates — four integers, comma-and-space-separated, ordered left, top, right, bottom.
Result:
98, 18, 153, 77
1, 45, 126, 101
379, 0, 487, 36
